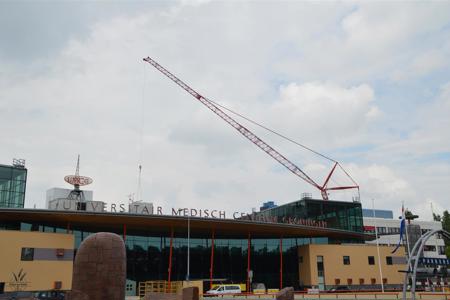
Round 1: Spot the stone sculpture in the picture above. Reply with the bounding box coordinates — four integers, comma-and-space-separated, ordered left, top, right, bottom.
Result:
67, 232, 126, 300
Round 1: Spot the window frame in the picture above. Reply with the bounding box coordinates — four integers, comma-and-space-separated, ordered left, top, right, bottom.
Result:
343, 255, 351, 265
386, 256, 393, 265
21, 247, 34, 261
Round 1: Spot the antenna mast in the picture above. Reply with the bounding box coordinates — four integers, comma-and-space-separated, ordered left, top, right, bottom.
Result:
64, 155, 93, 201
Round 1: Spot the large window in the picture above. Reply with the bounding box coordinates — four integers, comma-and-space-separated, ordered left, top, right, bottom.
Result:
0, 165, 27, 208
317, 256, 325, 291
368, 256, 375, 265
424, 245, 436, 252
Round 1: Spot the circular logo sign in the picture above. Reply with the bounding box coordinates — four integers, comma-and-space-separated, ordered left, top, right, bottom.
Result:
64, 175, 93, 186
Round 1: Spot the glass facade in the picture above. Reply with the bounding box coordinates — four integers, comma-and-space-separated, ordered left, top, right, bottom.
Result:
123, 233, 328, 290
257, 199, 363, 233
0, 221, 334, 291
362, 209, 393, 219
0, 164, 27, 208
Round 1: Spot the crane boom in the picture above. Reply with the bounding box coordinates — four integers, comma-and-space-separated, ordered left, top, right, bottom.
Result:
143, 57, 359, 200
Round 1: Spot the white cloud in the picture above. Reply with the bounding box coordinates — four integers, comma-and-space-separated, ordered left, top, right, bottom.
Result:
354, 164, 414, 201
391, 45, 450, 81
273, 2, 450, 83
374, 81, 450, 158
266, 82, 378, 148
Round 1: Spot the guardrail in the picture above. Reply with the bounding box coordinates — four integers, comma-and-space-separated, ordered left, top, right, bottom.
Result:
416, 293, 450, 300
204, 293, 276, 298
202, 292, 450, 300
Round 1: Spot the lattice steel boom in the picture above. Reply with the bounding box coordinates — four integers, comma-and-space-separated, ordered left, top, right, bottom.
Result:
143, 57, 359, 200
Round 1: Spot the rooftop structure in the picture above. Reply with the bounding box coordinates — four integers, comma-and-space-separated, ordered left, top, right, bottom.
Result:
46, 187, 93, 208
64, 155, 93, 201
260, 201, 277, 211
362, 208, 394, 219
0, 160, 27, 209
256, 198, 363, 233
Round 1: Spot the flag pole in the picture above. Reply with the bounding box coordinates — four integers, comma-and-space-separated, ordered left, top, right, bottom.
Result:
372, 199, 385, 293
404, 203, 412, 262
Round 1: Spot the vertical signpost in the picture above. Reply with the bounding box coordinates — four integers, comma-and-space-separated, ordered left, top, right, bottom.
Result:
280, 237, 283, 290
210, 229, 215, 289
248, 270, 253, 294
247, 233, 251, 293
168, 228, 174, 292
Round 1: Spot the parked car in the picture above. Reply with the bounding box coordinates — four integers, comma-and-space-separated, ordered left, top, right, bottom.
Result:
328, 286, 350, 292
0, 291, 37, 300
206, 284, 242, 295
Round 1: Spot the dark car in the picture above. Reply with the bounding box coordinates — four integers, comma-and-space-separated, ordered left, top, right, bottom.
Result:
33, 291, 64, 300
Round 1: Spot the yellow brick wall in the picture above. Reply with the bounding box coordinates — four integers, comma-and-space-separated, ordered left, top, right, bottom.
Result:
0, 230, 74, 292
298, 244, 406, 287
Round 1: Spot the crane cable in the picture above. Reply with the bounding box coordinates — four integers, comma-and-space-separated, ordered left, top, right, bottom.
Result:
203, 98, 359, 187
202, 98, 337, 163
136, 62, 146, 202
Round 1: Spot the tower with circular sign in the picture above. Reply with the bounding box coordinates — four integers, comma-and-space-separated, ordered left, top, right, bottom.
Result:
64, 155, 93, 201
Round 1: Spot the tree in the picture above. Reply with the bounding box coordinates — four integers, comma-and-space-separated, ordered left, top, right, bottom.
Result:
440, 210, 450, 258
433, 213, 441, 222
432, 210, 450, 258
442, 210, 450, 232
405, 209, 419, 223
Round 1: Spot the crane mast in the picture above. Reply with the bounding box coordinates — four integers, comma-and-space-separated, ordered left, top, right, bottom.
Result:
143, 57, 359, 200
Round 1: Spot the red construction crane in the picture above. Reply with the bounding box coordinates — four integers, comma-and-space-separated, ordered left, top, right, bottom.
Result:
143, 57, 359, 200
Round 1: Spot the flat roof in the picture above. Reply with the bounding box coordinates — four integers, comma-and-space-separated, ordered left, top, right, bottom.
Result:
0, 208, 372, 240
0, 164, 27, 169
257, 197, 361, 215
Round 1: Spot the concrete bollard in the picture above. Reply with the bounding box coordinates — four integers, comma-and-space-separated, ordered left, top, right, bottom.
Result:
182, 287, 199, 300
143, 287, 198, 300
276, 287, 294, 300
143, 293, 180, 300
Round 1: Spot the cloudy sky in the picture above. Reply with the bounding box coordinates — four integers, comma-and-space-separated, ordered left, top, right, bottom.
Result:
1, 1, 449, 220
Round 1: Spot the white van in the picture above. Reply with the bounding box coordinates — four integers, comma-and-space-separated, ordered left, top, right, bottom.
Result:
206, 284, 242, 294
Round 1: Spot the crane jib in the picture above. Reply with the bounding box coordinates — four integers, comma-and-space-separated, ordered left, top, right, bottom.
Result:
143, 57, 359, 200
